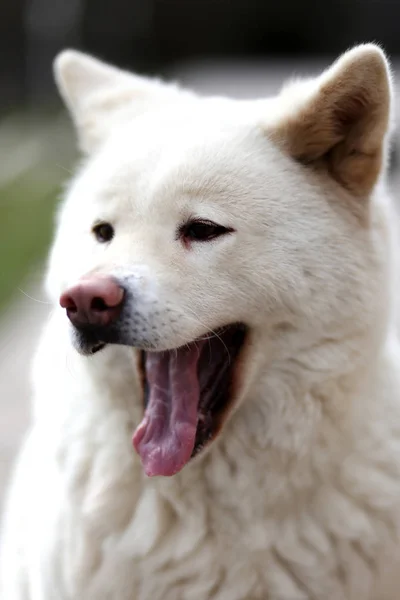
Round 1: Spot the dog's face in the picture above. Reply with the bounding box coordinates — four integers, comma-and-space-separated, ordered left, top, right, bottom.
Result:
50, 46, 392, 476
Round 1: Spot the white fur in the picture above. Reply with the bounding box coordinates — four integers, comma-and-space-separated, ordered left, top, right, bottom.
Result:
2, 45, 400, 599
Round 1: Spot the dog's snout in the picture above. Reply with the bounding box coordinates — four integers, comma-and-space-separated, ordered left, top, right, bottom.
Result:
60, 276, 125, 327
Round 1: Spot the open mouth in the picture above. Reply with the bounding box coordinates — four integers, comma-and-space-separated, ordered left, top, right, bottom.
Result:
133, 323, 248, 477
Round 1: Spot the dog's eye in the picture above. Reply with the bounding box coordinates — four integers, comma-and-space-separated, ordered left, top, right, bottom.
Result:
180, 220, 233, 243
93, 222, 114, 243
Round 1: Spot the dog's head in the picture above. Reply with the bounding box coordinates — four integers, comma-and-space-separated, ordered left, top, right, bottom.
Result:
50, 45, 393, 476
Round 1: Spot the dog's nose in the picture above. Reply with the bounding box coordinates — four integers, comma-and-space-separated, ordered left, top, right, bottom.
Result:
59, 276, 125, 327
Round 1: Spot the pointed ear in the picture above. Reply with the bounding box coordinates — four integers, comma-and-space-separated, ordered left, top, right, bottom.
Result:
54, 50, 187, 154
269, 44, 393, 196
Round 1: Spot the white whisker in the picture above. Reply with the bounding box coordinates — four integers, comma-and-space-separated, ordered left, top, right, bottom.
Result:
180, 305, 232, 365
18, 288, 52, 305
55, 163, 74, 175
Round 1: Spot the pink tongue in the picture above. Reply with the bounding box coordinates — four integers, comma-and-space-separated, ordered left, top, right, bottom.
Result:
133, 343, 204, 477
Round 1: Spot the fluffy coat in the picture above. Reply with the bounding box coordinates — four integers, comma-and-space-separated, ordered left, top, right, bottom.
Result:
2, 44, 400, 599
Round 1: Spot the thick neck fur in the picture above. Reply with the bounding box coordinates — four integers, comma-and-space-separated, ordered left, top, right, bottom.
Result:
150, 324, 400, 598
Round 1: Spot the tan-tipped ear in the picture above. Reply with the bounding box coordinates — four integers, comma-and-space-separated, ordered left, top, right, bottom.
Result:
54, 50, 187, 154
270, 44, 393, 196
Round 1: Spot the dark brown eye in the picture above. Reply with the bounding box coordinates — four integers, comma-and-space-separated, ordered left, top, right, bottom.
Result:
93, 222, 114, 243
181, 220, 233, 243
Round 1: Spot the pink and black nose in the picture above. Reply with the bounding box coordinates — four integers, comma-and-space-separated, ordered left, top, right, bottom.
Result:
59, 276, 125, 328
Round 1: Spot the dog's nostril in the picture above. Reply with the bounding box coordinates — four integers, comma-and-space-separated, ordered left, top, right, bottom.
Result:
90, 297, 109, 312
60, 294, 78, 313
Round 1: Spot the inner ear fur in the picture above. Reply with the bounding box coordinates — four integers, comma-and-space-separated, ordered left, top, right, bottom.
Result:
270, 44, 392, 196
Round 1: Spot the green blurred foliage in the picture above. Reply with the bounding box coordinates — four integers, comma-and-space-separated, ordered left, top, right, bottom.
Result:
0, 170, 62, 310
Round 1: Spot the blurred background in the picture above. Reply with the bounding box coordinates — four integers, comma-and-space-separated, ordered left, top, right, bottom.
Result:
1, 0, 400, 506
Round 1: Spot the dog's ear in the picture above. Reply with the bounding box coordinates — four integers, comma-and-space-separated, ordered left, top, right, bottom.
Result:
54, 50, 187, 154
270, 44, 393, 196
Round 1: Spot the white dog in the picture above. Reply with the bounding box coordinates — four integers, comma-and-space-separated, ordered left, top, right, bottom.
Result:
1, 43, 400, 599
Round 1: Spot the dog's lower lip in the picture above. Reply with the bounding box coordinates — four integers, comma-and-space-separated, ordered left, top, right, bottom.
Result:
91, 342, 106, 354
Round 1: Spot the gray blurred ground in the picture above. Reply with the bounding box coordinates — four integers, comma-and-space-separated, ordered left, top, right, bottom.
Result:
1, 59, 400, 509
0, 290, 49, 504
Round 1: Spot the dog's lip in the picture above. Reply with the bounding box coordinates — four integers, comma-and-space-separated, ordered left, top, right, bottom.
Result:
91, 342, 106, 354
